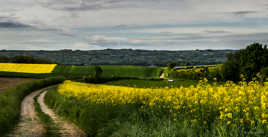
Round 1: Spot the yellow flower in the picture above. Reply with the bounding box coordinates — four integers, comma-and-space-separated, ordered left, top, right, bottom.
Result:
0, 63, 56, 73
227, 113, 232, 119
57, 79, 268, 127
240, 119, 243, 123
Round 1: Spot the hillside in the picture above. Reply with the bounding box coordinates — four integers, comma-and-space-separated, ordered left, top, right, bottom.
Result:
0, 49, 235, 66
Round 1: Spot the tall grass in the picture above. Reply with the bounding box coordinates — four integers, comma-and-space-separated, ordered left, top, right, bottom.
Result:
46, 81, 268, 137
45, 87, 206, 137
0, 76, 65, 136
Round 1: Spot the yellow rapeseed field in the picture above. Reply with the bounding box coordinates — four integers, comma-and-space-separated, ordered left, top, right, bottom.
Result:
58, 80, 268, 127
0, 63, 57, 74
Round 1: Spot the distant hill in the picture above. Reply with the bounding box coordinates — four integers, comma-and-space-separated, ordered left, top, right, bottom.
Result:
0, 49, 236, 66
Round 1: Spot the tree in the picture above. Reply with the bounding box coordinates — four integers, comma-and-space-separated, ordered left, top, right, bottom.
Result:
93, 66, 103, 78
0, 55, 10, 62
167, 62, 176, 70
222, 43, 268, 81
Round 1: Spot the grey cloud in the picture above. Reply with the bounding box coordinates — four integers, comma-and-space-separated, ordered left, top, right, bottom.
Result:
0, 21, 31, 28
34, 0, 126, 11
204, 30, 231, 34
34, 0, 169, 11
231, 11, 257, 16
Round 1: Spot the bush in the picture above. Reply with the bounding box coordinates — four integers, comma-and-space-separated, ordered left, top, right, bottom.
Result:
261, 67, 268, 79
222, 43, 268, 81
167, 62, 176, 70
0, 76, 65, 136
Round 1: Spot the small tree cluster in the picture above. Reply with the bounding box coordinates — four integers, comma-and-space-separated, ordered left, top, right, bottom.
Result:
221, 43, 268, 81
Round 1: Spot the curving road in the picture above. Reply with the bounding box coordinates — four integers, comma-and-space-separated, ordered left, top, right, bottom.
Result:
8, 87, 86, 137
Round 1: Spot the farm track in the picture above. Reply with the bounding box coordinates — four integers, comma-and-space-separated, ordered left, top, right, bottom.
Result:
8, 89, 46, 137
9, 87, 86, 137
38, 91, 87, 137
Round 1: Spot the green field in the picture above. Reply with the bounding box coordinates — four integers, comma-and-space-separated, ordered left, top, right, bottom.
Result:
53, 65, 162, 79
0, 65, 163, 80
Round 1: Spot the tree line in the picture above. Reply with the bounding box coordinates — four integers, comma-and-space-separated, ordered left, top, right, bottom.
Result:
0, 55, 56, 64
221, 43, 268, 81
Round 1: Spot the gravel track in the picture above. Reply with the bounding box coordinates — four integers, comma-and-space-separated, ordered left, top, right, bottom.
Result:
8, 89, 46, 137
38, 90, 87, 137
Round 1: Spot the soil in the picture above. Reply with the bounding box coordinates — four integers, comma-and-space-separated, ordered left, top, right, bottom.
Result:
0, 78, 34, 92
7, 86, 86, 137
8, 89, 46, 137
38, 91, 86, 137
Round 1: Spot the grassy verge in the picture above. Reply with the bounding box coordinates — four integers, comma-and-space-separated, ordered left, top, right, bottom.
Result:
0, 76, 65, 136
33, 94, 61, 137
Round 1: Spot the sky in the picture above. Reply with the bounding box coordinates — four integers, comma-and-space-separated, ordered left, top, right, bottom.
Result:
0, 0, 268, 50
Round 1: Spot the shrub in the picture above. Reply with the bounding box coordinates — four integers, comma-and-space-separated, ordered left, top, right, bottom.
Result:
222, 43, 268, 81
261, 67, 268, 79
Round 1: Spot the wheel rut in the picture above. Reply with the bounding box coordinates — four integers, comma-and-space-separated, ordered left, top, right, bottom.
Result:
8, 89, 46, 137
9, 87, 86, 137
38, 90, 87, 137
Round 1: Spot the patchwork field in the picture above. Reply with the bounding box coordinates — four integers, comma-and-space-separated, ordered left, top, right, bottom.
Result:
0, 63, 57, 74
0, 77, 33, 92
0, 59, 267, 137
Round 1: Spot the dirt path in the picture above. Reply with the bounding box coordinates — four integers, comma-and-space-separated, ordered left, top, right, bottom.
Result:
8, 89, 46, 137
160, 72, 165, 79
38, 91, 87, 137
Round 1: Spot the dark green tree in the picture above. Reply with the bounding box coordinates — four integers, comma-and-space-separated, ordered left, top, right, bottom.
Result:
167, 62, 176, 70
93, 66, 103, 78
222, 43, 268, 81
0, 55, 10, 62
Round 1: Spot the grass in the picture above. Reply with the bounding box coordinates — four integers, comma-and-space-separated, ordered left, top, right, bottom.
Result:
101, 65, 162, 79
0, 71, 53, 78
46, 80, 267, 137
0, 65, 162, 80
52, 65, 163, 79
33, 94, 61, 137
105, 79, 198, 88
44, 86, 212, 137
0, 76, 65, 136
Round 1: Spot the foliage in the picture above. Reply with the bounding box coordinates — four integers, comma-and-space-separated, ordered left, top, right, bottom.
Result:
0, 49, 234, 66
261, 67, 268, 79
166, 65, 219, 80
0, 55, 55, 64
46, 80, 268, 137
0, 76, 65, 136
93, 66, 103, 78
167, 62, 176, 70
222, 43, 268, 81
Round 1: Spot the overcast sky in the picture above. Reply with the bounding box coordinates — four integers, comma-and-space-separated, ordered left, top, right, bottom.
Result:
0, 0, 268, 50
